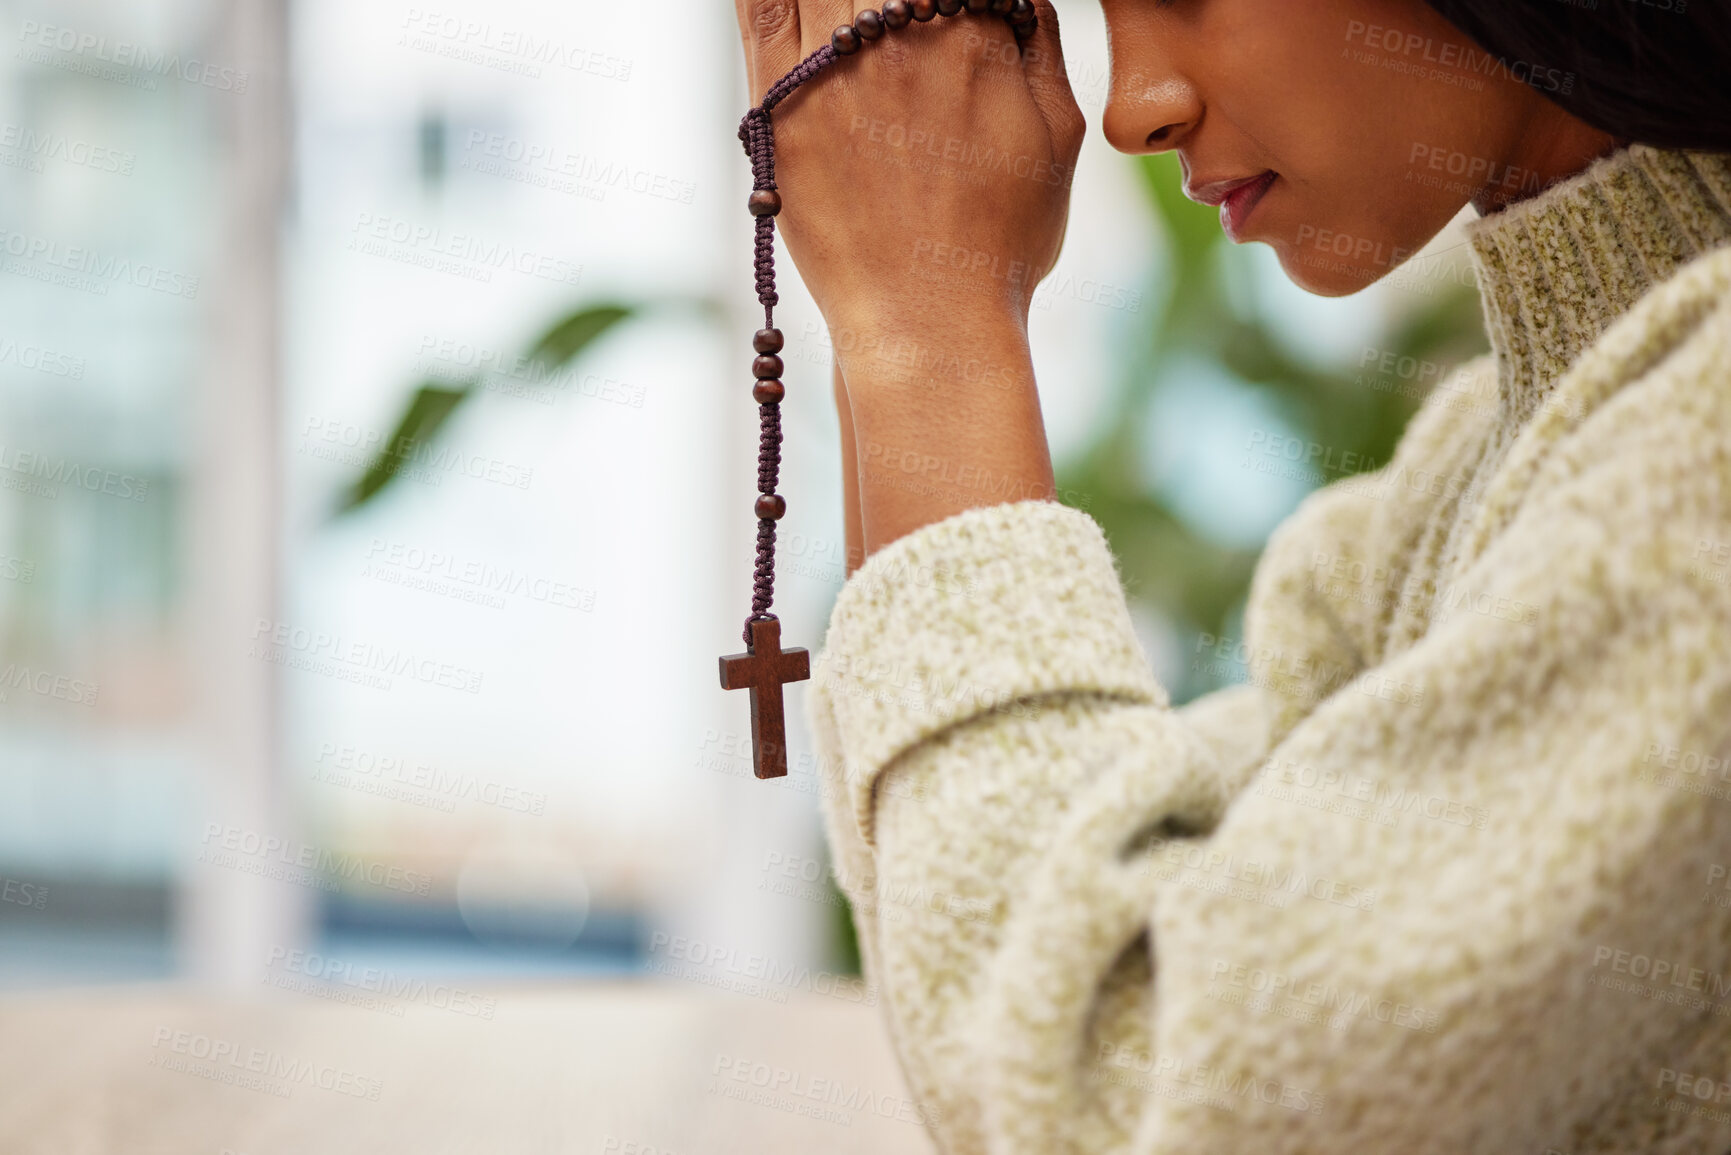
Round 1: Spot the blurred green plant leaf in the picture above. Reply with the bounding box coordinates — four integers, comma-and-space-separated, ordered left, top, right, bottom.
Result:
337, 302, 636, 515
338, 382, 471, 513
524, 304, 632, 369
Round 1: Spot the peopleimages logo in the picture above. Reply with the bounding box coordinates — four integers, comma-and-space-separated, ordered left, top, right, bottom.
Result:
0, 123, 135, 174
709, 1054, 937, 1127
1093, 1042, 1327, 1116
264, 946, 497, 1019
0, 444, 150, 502
0, 663, 99, 707
199, 824, 434, 897
461, 132, 696, 205
0, 228, 199, 298
149, 1027, 381, 1100
16, 21, 251, 92
398, 10, 633, 82
362, 538, 594, 612
1343, 21, 1574, 94
249, 618, 486, 695
647, 932, 878, 1007
313, 742, 548, 816
0, 337, 84, 378
347, 212, 583, 286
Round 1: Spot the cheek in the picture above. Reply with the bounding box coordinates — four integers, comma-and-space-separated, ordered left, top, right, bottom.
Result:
1251, 112, 1482, 294
1207, 1, 1398, 159
1215, 2, 1489, 265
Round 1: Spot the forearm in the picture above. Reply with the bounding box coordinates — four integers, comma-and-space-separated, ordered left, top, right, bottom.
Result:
832, 362, 865, 578
838, 313, 1057, 560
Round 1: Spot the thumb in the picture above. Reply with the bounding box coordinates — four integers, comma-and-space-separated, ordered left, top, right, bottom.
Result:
1017, 0, 1086, 165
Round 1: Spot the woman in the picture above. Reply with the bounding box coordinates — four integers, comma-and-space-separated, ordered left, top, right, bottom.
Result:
732, 1, 1731, 1151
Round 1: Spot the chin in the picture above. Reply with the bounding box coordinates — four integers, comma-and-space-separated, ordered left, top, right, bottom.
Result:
1269, 242, 1384, 298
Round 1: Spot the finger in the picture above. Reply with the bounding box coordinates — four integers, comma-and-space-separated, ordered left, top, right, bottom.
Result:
734, 0, 753, 94
1017, 1, 1086, 158
799, 0, 856, 58
737, 0, 804, 103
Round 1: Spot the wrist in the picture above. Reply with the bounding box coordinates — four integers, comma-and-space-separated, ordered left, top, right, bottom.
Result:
830, 298, 1030, 346
826, 309, 1033, 402
834, 311, 1055, 557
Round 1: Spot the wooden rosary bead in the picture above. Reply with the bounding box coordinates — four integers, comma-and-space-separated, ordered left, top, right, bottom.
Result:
936, 0, 963, 14
1009, 0, 1035, 25
855, 9, 885, 39
752, 379, 785, 404
832, 24, 861, 53
748, 189, 781, 217
755, 494, 787, 520
753, 354, 785, 379
965, 0, 990, 13
881, 0, 913, 29
911, 0, 938, 19
753, 328, 784, 354
989, 0, 1013, 14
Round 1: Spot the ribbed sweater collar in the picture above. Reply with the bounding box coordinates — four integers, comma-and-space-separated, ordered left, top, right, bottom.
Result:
1464, 144, 1731, 426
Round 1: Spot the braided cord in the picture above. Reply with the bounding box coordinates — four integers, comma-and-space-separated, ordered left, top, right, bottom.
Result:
735, 44, 839, 645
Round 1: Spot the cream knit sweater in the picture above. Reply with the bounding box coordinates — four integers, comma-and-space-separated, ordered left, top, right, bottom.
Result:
804, 144, 1731, 1155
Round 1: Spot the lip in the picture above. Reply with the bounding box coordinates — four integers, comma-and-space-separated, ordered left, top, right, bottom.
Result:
1185, 170, 1278, 242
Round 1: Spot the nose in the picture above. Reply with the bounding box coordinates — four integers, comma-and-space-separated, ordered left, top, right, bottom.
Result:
1102, 37, 1201, 156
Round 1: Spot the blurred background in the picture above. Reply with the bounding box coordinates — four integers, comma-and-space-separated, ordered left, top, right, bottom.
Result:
0, 0, 1485, 995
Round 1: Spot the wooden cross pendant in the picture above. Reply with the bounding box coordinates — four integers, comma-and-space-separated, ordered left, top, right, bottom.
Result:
718, 616, 810, 779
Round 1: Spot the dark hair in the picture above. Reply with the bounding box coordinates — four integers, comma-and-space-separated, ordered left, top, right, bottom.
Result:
1421, 0, 1731, 151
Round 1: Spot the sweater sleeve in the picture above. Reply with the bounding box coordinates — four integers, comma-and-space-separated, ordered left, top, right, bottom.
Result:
806, 293, 1731, 1154
804, 495, 1365, 1154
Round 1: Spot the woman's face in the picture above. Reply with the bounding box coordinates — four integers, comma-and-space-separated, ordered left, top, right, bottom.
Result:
1098, 0, 1607, 295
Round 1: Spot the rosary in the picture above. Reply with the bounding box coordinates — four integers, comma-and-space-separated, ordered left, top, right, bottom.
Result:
718, 0, 1040, 780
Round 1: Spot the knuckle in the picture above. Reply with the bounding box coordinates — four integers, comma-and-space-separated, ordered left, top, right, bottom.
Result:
1028, 0, 1058, 36
1061, 101, 1086, 139
1064, 118, 1086, 155
869, 34, 914, 71
753, 0, 797, 40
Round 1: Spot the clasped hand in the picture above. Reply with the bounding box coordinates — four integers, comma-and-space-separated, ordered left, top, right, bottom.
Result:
732, 1, 1085, 342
